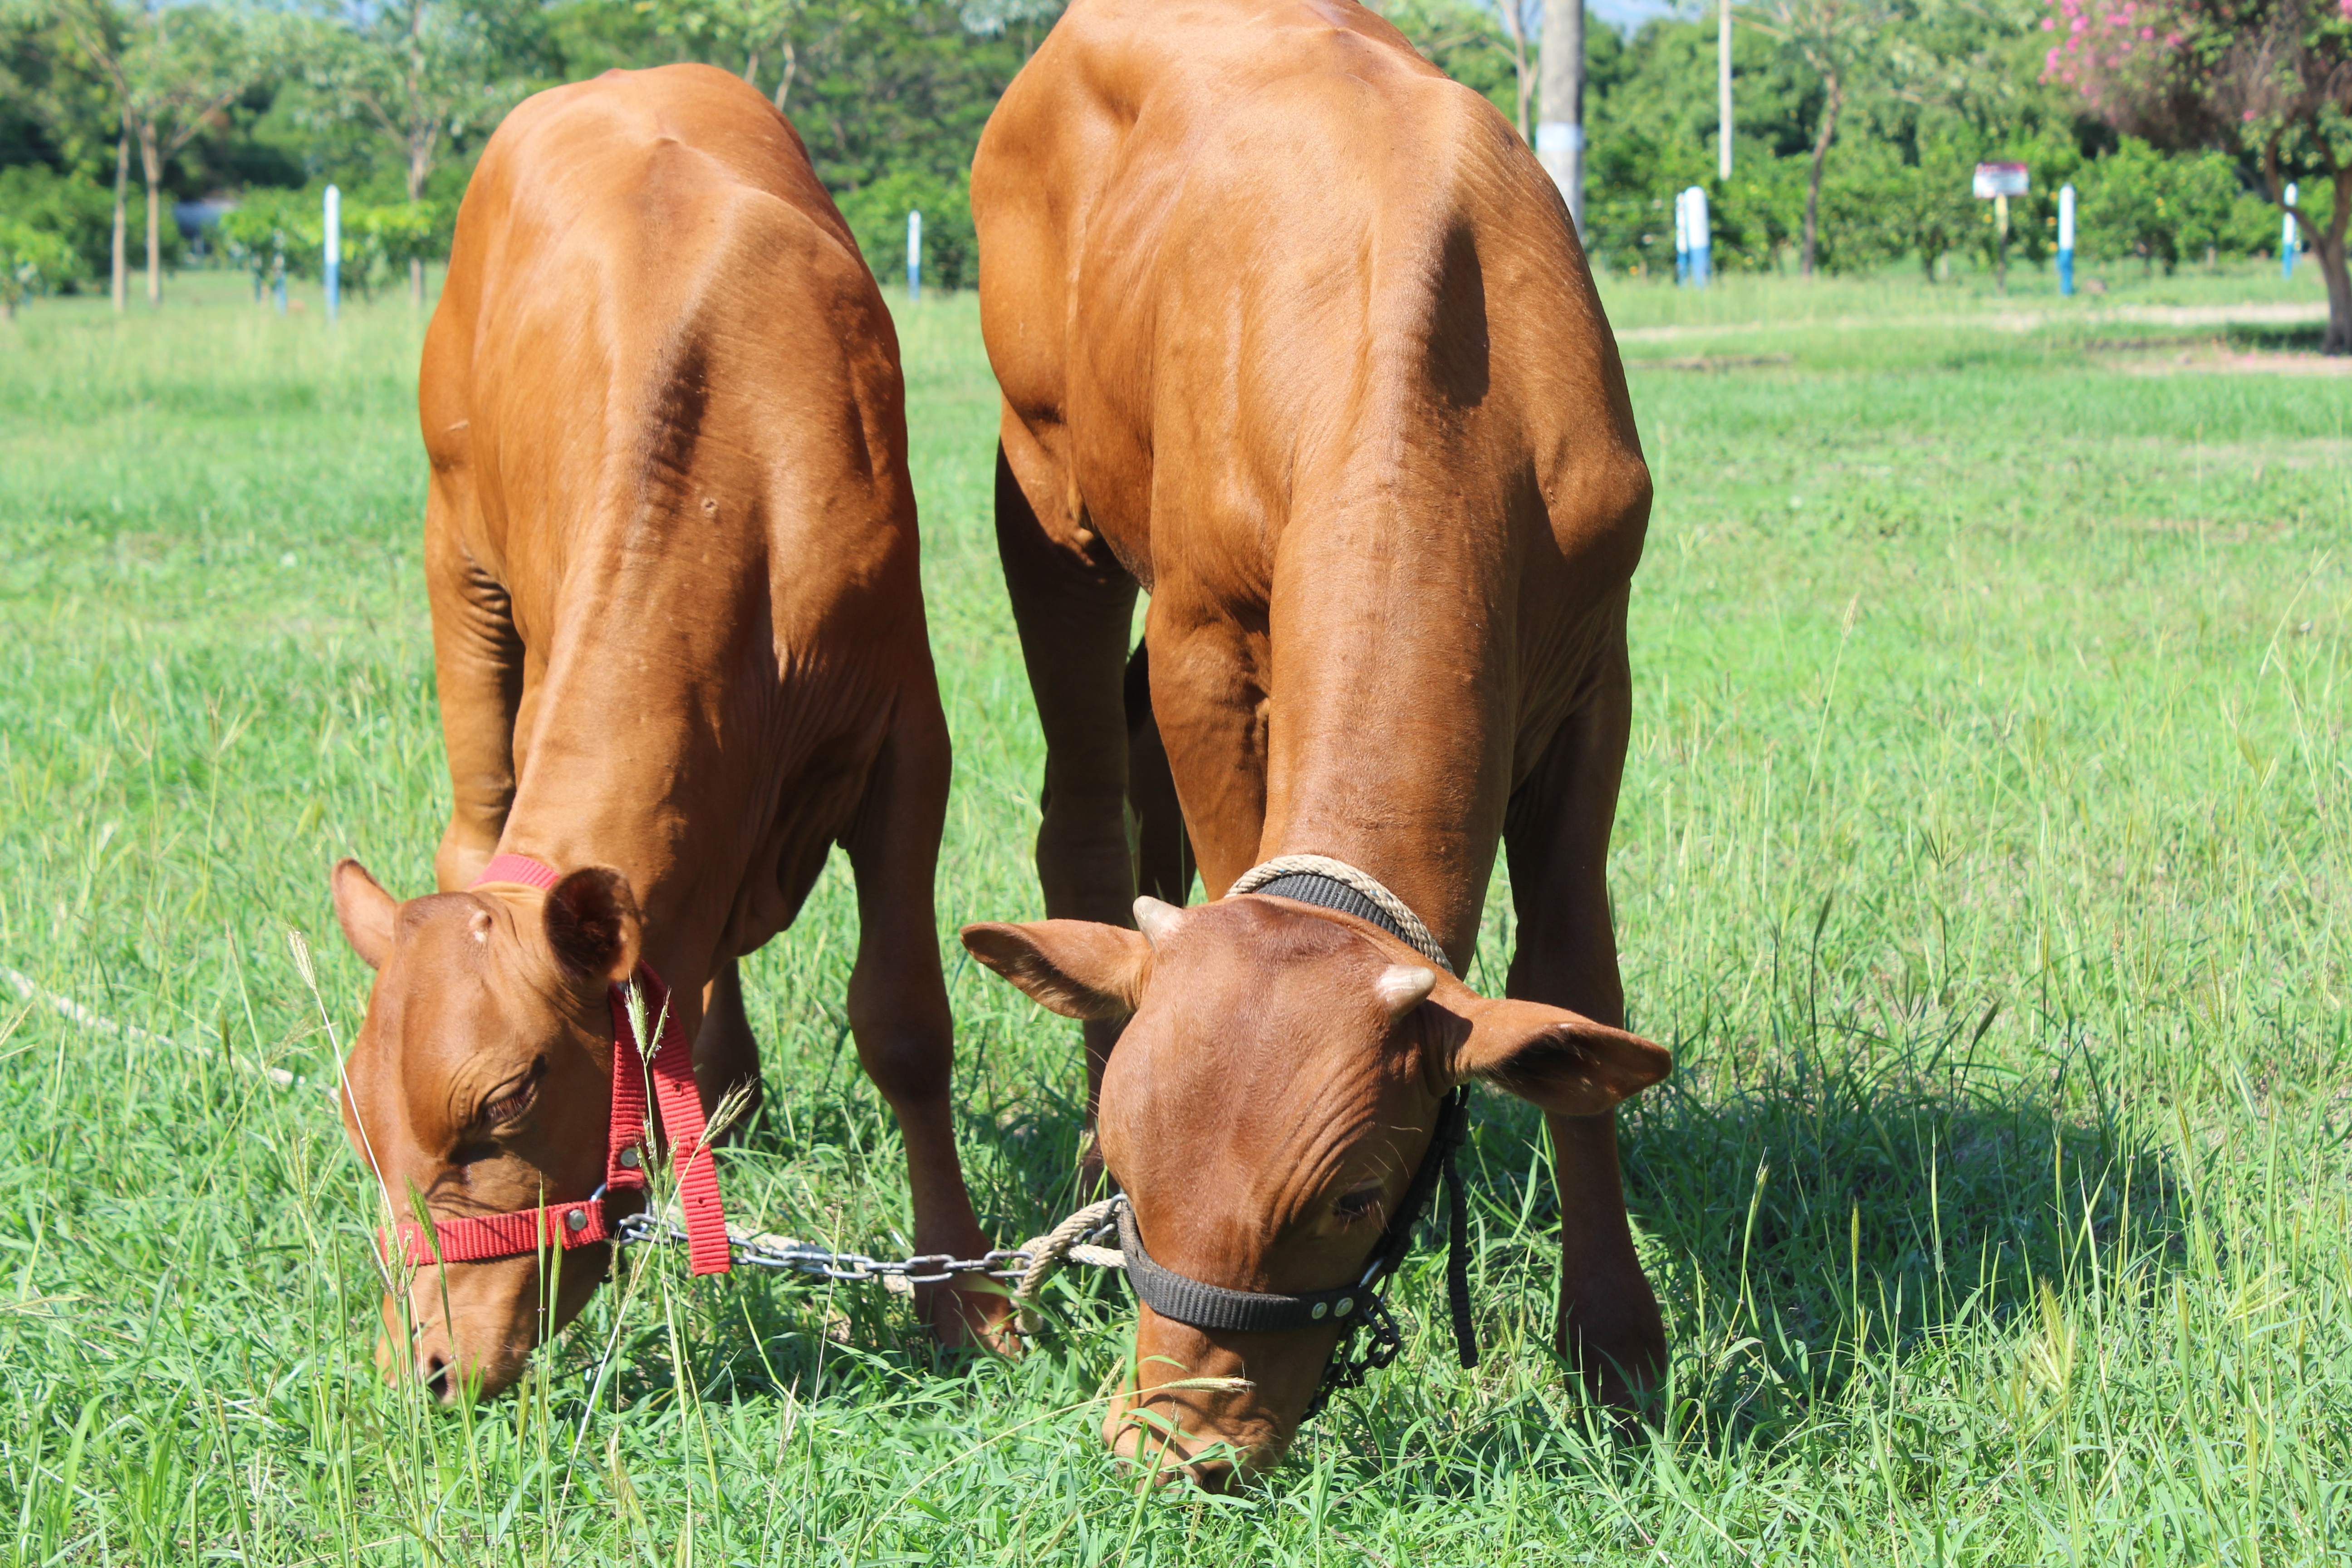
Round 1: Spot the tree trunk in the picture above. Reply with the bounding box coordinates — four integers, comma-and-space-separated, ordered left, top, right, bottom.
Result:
110, 127, 128, 314
1802, 72, 1841, 278
139, 123, 163, 306
2322, 168, 2352, 357
407, 146, 431, 307
774, 42, 797, 110
2320, 234, 2350, 356
1498, 1, 1533, 142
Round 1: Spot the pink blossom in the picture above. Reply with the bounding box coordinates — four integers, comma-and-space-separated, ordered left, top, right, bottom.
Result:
2043, 14, 2057, 26
2165, 31, 2183, 43
2072, 15, 2087, 29
2140, 25, 2154, 36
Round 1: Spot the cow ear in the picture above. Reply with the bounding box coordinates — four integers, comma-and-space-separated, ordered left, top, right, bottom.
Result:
960, 921, 1151, 1021
332, 859, 397, 971
1450, 996, 1670, 1116
544, 867, 642, 986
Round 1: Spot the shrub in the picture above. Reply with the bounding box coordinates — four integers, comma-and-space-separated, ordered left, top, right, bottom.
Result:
0, 165, 114, 283
1, 220, 84, 318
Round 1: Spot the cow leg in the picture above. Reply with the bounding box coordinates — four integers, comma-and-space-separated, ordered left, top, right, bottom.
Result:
843, 684, 1005, 1346
995, 440, 1138, 1191
692, 961, 763, 1141
1126, 643, 1196, 906
426, 484, 524, 893
1501, 606, 1667, 1411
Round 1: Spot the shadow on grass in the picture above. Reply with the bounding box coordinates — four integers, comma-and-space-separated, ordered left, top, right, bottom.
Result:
2221, 321, 2327, 353
1434, 1019, 2187, 1463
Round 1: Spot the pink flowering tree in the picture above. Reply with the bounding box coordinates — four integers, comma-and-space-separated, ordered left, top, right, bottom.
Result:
2045, 0, 2352, 351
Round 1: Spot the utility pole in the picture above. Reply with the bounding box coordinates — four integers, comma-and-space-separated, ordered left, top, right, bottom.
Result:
1537, 0, 1585, 234
1718, 0, 1733, 181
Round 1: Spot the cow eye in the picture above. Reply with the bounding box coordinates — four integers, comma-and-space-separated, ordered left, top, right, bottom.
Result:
479, 1061, 543, 1128
1333, 1186, 1384, 1226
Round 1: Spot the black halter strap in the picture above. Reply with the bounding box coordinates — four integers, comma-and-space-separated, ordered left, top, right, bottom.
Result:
1116, 871, 1482, 1418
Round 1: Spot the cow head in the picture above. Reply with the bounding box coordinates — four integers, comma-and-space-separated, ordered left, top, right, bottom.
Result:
330, 858, 641, 1402
961, 893, 1669, 1488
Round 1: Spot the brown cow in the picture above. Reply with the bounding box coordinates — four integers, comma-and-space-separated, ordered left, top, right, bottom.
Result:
961, 0, 1671, 1484
330, 64, 1001, 1401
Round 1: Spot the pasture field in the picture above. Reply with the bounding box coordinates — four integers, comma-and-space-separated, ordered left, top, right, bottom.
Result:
0, 265, 2347, 1564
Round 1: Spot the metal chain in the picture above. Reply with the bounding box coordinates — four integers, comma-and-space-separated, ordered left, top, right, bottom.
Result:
613, 1203, 1128, 1297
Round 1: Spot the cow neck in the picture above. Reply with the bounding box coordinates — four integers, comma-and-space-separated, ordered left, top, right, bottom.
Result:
1253, 686, 1505, 972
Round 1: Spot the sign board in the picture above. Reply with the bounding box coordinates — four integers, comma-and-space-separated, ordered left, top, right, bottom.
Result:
1973, 162, 2029, 199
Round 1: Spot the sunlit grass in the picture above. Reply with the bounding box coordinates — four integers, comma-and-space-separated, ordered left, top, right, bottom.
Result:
0, 271, 2346, 1562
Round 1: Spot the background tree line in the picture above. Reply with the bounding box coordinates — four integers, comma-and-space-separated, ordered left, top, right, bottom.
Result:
1, 0, 2342, 320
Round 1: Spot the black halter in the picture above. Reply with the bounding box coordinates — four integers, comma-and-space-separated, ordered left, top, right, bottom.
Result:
1116, 867, 1481, 1420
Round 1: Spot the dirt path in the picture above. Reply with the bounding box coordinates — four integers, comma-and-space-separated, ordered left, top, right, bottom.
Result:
1615, 300, 2330, 344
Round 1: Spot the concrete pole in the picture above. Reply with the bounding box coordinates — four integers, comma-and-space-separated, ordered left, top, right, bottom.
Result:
1719, 0, 1733, 181
1537, 0, 1585, 234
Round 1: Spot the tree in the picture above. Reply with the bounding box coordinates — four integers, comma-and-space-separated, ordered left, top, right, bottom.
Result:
632, 0, 804, 107
310, 0, 532, 303
1751, 0, 1899, 274
55, 0, 268, 308
2051, 0, 2352, 351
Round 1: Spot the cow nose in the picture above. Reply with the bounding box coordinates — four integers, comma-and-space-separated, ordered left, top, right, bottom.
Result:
1107, 1406, 1252, 1490
420, 1351, 454, 1402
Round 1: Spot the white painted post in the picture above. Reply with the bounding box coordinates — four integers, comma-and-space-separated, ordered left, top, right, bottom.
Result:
2057, 183, 2075, 296
2283, 183, 2298, 279
906, 209, 922, 302
323, 185, 341, 323
1674, 189, 1690, 285
1688, 185, 1711, 286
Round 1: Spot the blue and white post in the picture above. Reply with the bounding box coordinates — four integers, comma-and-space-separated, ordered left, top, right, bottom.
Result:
906, 209, 922, 303
1674, 189, 1690, 285
2282, 183, 2298, 279
323, 185, 341, 323
1686, 185, 1712, 286
2057, 182, 2075, 297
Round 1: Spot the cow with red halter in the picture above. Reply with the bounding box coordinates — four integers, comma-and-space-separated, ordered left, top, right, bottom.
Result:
962, 0, 1672, 1485
332, 64, 1003, 1401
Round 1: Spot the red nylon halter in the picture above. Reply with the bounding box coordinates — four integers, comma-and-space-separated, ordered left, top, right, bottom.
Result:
377, 853, 732, 1277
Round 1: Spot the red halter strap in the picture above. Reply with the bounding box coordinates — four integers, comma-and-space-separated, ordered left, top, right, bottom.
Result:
377, 853, 732, 1277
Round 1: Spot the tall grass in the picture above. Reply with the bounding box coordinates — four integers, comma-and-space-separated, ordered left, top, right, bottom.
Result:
0, 276, 2345, 1563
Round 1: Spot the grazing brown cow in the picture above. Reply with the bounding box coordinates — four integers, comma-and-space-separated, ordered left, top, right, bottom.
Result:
329, 64, 1001, 1401
960, 0, 1671, 1484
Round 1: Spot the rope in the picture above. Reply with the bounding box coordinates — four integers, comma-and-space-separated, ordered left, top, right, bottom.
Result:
1227, 854, 1454, 973
1005, 1196, 1125, 1333
3, 966, 309, 1090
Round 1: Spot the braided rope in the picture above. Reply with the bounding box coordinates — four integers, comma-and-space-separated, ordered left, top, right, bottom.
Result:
1228, 854, 1454, 973
1007, 1196, 1126, 1333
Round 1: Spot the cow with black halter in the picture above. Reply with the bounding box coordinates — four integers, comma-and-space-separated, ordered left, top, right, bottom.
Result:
962, 0, 1672, 1485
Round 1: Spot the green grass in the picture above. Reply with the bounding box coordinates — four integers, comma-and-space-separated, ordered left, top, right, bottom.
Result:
1, 265, 2347, 1564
